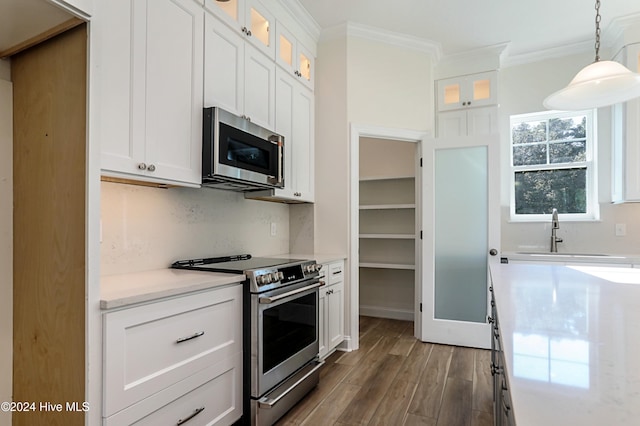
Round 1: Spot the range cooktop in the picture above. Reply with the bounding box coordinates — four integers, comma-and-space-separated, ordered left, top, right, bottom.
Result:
171, 254, 321, 293
171, 254, 307, 274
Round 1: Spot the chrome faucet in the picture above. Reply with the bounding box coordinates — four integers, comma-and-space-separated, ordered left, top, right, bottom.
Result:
550, 208, 563, 252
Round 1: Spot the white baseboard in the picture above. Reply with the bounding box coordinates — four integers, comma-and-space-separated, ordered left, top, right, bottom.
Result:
359, 305, 414, 321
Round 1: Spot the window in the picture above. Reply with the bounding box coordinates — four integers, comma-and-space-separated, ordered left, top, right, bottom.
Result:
510, 110, 598, 221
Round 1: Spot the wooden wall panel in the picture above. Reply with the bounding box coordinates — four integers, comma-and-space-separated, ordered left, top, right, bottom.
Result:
12, 24, 86, 426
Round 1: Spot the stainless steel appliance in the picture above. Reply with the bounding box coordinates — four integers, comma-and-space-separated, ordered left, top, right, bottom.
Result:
202, 107, 284, 191
172, 255, 323, 426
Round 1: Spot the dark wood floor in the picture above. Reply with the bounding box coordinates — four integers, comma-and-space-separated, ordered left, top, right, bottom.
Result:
276, 316, 494, 426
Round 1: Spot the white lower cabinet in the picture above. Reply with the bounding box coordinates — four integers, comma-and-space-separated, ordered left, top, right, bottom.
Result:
102, 284, 243, 425
318, 260, 344, 359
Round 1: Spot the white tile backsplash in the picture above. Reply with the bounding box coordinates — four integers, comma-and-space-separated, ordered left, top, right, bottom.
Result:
100, 182, 290, 275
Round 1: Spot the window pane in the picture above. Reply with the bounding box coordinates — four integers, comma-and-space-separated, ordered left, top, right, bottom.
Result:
550, 141, 586, 163
512, 120, 546, 145
549, 116, 586, 141
513, 144, 547, 166
514, 168, 587, 214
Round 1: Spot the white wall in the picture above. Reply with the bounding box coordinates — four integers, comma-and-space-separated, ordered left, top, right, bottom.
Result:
499, 51, 640, 254
347, 37, 433, 130
313, 29, 434, 346
100, 182, 290, 275
0, 73, 12, 426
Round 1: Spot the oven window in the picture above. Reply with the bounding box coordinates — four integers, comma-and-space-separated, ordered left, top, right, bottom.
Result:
263, 292, 316, 373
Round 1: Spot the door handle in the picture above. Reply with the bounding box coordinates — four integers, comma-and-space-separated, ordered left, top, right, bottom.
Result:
489, 249, 498, 256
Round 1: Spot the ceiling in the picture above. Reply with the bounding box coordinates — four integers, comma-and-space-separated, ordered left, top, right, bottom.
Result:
0, 0, 73, 56
3, 0, 639, 61
297, 0, 640, 58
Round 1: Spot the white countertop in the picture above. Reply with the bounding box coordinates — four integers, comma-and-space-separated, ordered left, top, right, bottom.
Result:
502, 251, 640, 265
490, 263, 640, 426
100, 269, 245, 310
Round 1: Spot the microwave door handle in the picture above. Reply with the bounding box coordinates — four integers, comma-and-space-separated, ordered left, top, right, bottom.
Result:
269, 134, 284, 185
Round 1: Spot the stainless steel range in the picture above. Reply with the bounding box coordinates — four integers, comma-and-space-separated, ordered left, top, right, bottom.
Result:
172, 255, 324, 426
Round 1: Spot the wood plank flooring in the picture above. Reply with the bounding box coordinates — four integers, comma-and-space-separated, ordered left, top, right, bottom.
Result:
276, 316, 493, 426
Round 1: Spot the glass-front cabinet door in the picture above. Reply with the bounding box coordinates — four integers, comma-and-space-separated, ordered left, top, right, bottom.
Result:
275, 23, 314, 90
436, 71, 497, 111
204, 0, 274, 58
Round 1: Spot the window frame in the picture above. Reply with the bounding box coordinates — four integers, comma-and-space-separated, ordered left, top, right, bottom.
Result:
509, 109, 599, 222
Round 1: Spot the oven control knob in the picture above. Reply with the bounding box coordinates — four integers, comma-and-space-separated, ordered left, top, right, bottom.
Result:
277, 271, 284, 281
306, 263, 319, 273
270, 272, 280, 282
257, 274, 271, 285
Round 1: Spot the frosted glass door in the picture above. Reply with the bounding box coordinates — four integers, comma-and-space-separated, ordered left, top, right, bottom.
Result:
434, 146, 487, 323
421, 134, 500, 349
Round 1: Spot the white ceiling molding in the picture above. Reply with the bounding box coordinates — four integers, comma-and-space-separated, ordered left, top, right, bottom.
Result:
277, 0, 322, 42
503, 13, 640, 68
501, 40, 595, 68
320, 21, 441, 62
434, 42, 509, 80
607, 12, 640, 55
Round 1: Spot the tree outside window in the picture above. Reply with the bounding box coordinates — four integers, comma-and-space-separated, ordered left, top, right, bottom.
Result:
510, 110, 598, 221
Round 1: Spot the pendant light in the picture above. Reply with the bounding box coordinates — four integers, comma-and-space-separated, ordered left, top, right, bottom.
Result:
543, 0, 640, 110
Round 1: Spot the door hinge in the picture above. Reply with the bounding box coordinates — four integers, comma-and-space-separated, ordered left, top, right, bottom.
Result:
420, 231, 423, 239
420, 303, 422, 312
420, 158, 423, 167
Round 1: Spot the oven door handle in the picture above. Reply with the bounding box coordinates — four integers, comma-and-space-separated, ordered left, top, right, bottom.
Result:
258, 280, 325, 304
258, 361, 324, 409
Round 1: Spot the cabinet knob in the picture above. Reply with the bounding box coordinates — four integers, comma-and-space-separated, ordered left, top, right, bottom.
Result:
147, 164, 156, 172
489, 249, 498, 256
137, 163, 147, 170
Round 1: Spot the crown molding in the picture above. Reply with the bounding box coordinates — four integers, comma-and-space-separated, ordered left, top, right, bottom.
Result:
276, 0, 321, 41
501, 40, 594, 68
435, 42, 508, 78
320, 21, 441, 61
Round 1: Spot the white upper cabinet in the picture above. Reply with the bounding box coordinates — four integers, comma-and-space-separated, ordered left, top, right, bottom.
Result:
97, 0, 203, 187
204, 12, 275, 131
250, 68, 313, 202
203, 0, 275, 59
612, 42, 640, 203
437, 106, 498, 137
275, 23, 314, 90
436, 71, 497, 111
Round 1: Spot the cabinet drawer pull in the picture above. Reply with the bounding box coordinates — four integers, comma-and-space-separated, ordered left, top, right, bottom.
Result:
177, 407, 205, 425
176, 331, 205, 344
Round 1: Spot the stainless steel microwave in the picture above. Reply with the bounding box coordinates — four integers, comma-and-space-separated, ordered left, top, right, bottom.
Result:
202, 107, 284, 191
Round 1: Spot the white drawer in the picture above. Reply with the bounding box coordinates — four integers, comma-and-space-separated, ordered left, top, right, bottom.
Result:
328, 261, 344, 285
104, 354, 242, 425
103, 284, 242, 417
